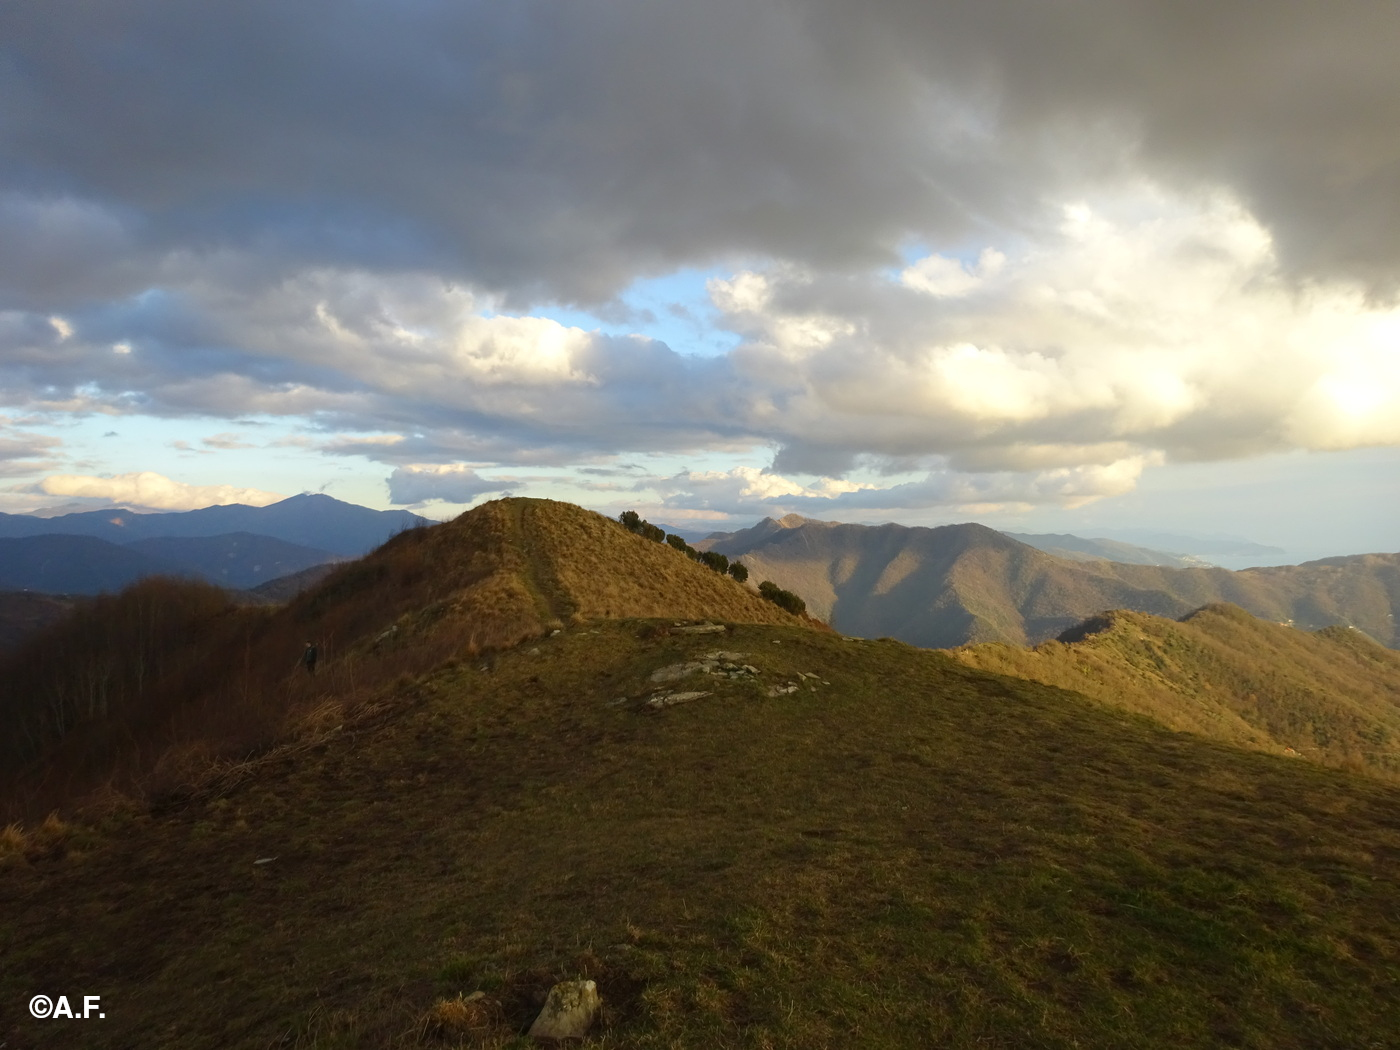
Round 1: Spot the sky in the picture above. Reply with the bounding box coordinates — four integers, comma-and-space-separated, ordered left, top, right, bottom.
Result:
0, 0, 1396, 565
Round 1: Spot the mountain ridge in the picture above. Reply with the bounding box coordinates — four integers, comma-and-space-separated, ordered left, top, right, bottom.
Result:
954, 602, 1400, 777
702, 515, 1400, 648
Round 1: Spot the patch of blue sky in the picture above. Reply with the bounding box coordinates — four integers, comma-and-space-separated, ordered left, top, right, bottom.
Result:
37, 413, 370, 504
969, 447, 1400, 564
528, 266, 743, 358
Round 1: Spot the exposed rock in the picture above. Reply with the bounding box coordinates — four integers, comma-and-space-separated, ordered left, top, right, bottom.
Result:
649, 651, 755, 684
674, 622, 726, 634
528, 979, 600, 1041
766, 684, 799, 697
646, 690, 712, 709
650, 661, 708, 684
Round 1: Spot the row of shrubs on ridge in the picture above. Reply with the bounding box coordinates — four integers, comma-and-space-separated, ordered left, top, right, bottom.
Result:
618, 511, 807, 616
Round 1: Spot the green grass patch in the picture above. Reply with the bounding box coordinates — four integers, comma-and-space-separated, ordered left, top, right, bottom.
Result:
3, 620, 1400, 1048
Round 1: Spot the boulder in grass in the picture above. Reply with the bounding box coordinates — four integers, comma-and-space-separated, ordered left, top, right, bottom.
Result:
528, 979, 600, 1041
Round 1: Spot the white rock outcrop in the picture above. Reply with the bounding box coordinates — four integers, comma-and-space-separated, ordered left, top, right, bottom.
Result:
528, 979, 601, 1041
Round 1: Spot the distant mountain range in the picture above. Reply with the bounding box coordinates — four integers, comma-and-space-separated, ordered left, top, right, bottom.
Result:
0, 493, 427, 594
0, 532, 342, 595
1003, 531, 1213, 567
700, 514, 1399, 648
0, 492, 426, 556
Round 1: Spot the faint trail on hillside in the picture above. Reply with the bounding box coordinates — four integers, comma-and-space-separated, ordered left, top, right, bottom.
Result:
506, 500, 578, 626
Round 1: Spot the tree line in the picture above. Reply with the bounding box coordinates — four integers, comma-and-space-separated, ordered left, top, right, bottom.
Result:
618, 511, 806, 616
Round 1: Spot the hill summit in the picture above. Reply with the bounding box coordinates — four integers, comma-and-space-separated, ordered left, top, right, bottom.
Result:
1, 498, 807, 817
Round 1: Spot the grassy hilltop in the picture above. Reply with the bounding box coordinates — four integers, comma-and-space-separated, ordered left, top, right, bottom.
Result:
0, 498, 806, 820
4, 499, 1400, 1049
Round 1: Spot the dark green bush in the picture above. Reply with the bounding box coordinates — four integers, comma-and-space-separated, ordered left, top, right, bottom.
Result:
758, 580, 806, 616
666, 534, 699, 559
700, 551, 729, 575
728, 561, 749, 583
620, 511, 666, 543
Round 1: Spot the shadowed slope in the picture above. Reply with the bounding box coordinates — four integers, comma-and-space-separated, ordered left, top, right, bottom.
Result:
953, 603, 1400, 777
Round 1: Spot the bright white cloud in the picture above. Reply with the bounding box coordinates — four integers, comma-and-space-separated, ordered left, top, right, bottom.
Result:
650, 455, 1157, 517
720, 190, 1400, 476
900, 248, 1005, 298
1, 188, 1396, 518
37, 471, 284, 511
385, 464, 514, 506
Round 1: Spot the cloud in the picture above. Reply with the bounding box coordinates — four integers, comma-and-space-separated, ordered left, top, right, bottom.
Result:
653, 457, 1155, 516
5, 0, 1400, 311
1, 188, 1394, 508
718, 191, 1400, 473
385, 464, 515, 506
36, 471, 284, 511
0, 428, 61, 476
201, 432, 256, 450
2, 3, 1399, 520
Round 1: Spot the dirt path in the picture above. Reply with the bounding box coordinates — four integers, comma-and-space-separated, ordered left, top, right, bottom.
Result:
504, 499, 576, 625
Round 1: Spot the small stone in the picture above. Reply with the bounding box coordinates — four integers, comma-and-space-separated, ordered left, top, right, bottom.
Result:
528, 647, 542, 655
528, 979, 600, 1041
743, 665, 759, 674
646, 690, 711, 708
649, 661, 706, 683
550, 629, 562, 637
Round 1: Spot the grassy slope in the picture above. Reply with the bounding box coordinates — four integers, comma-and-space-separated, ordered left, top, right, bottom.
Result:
952, 604, 1400, 779
722, 522, 1400, 648
5, 620, 1400, 1049
1, 499, 801, 821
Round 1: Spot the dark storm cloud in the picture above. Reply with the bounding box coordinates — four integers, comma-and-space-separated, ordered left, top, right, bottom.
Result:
4, 0, 1399, 307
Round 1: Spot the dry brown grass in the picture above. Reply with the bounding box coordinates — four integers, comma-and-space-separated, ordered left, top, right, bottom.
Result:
417, 992, 506, 1040
523, 499, 802, 626
1, 498, 817, 822
953, 603, 1400, 777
